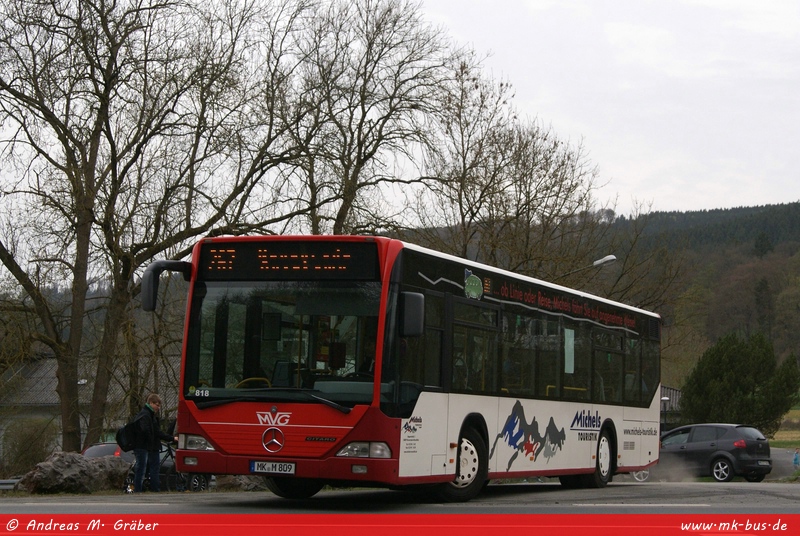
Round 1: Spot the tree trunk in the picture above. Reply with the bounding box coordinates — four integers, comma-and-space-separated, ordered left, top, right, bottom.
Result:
54, 347, 82, 453
84, 282, 132, 449
61, 210, 94, 452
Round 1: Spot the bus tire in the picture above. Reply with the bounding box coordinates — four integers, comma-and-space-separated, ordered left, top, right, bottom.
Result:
435, 428, 487, 502
264, 477, 324, 499
584, 428, 613, 488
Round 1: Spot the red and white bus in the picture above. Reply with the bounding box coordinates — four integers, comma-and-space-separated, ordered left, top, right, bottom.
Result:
142, 235, 661, 501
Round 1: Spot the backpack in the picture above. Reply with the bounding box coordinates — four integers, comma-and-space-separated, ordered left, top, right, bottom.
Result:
115, 416, 141, 452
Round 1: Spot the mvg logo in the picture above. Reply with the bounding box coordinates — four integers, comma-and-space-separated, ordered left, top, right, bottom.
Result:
257, 411, 291, 425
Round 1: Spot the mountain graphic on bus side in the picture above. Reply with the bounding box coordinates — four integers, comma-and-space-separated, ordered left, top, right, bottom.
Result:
489, 400, 566, 472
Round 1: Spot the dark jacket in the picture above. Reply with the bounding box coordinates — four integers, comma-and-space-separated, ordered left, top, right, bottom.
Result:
133, 404, 173, 452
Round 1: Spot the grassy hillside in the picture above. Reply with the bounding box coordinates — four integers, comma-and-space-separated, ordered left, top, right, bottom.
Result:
774, 408, 800, 446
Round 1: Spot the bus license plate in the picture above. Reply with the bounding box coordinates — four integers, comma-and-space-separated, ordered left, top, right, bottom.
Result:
251, 461, 296, 475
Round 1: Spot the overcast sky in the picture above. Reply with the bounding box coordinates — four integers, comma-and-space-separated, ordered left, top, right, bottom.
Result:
419, 0, 800, 216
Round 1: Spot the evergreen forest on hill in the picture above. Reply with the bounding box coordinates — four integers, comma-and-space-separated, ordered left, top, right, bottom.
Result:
625, 202, 800, 389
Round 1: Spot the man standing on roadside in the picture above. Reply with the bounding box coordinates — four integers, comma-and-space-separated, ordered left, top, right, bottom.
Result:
132, 393, 175, 492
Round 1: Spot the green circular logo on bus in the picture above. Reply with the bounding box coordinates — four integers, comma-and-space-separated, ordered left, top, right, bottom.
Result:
464, 269, 483, 299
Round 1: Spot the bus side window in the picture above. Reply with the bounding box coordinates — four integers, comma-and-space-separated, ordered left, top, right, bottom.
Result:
563, 325, 590, 401
641, 340, 659, 403
625, 338, 642, 404
536, 318, 561, 397
501, 313, 535, 396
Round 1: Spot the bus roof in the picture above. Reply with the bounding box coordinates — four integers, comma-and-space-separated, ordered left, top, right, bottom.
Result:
399, 239, 661, 321
193, 234, 660, 320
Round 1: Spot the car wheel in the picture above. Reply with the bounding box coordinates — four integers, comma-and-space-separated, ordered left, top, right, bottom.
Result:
711, 458, 734, 482
744, 474, 765, 483
123, 471, 135, 493
187, 473, 210, 492
632, 469, 650, 482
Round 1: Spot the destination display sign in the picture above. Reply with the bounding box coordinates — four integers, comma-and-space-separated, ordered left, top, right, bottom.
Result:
197, 240, 380, 281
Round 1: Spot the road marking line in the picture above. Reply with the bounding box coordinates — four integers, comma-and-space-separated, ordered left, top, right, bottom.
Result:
574, 504, 710, 507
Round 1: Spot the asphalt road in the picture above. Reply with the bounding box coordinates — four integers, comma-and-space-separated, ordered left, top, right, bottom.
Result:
766, 447, 798, 480
0, 449, 796, 516
1, 479, 798, 515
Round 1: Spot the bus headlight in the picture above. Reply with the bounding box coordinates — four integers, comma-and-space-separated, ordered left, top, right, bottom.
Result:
336, 442, 391, 458
179, 434, 215, 451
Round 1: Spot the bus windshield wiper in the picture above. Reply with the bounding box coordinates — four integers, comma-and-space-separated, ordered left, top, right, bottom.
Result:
193, 390, 351, 413
307, 393, 351, 414
195, 396, 261, 409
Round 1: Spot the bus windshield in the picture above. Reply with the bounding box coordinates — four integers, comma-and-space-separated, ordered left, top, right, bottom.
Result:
183, 279, 382, 407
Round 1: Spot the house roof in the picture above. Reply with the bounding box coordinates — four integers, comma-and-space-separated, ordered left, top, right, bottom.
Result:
0, 355, 180, 420
0, 356, 69, 408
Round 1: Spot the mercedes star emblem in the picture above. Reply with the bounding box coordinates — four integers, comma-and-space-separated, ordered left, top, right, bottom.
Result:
262, 427, 285, 453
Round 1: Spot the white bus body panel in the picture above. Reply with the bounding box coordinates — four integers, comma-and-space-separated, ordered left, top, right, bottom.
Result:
399, 392, 451, 476
398, 391, 661, 479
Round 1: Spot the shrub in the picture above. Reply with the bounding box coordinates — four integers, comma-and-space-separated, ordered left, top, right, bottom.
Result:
1, 417, 59, 478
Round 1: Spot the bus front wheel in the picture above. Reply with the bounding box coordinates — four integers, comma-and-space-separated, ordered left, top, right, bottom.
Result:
264, 477, 324, 499
435, 428, 488, 502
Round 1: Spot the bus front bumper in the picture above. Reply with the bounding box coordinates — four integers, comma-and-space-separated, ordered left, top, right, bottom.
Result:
176, 448, 449, 486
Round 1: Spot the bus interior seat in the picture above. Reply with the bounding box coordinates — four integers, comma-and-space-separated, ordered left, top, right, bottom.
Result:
272, 361, 300, 387
624, 373, 637, 398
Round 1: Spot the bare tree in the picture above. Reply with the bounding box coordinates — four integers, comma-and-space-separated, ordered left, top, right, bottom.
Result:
477, 122, 609, 283
0, 0, 311, 450
407, 50, 518, 258
408, 53, 684, 314
409, 52, 609, 279
0, 0, 687, 455
290, 0, 450, 235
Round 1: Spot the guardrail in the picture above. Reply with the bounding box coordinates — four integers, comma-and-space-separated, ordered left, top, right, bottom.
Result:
0, 479, 20, 491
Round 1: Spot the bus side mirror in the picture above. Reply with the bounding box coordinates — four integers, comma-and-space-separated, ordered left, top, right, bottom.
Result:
141, 260, 192, 311
399, 292, 424, 337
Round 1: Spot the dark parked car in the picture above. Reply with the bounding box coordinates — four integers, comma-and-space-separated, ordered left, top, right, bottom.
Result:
123, 442, 211, 492
657, 423, 771, 482
81, 442, 135, 464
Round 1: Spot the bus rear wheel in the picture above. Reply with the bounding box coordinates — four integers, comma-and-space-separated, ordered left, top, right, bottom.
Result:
435, 428, 487, 502
264, 477, 324, 499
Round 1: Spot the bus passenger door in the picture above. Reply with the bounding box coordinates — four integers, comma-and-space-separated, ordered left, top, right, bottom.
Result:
448, 297, 500, 394
452, 325, 497, 392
